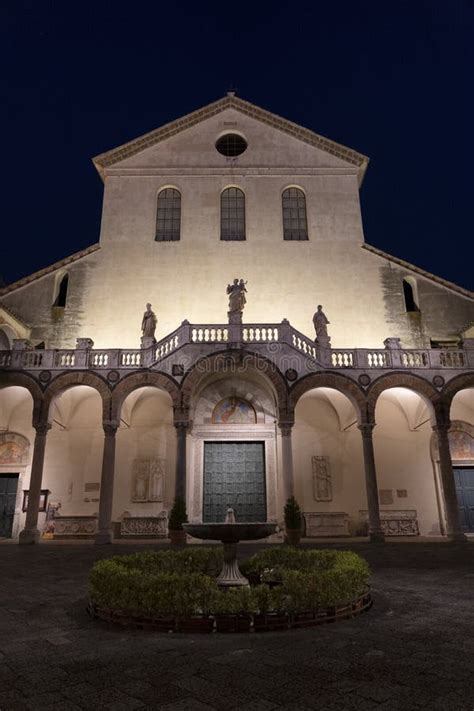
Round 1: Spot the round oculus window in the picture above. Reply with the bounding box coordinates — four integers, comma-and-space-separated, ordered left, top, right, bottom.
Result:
215, 133, 247, 157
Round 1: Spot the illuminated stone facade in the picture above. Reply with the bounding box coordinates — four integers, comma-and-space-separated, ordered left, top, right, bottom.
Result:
0, 95, 473, 543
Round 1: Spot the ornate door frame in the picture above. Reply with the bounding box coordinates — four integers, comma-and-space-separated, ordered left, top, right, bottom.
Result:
189, 425, 278, 523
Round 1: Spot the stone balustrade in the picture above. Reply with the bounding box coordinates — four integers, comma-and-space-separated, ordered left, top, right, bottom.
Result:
0, 322, 472, 382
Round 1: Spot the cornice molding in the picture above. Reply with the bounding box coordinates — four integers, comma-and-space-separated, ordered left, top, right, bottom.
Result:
93, 95, 369, 186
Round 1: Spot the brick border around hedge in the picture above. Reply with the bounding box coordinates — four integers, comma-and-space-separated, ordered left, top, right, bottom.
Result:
87, 589, 372, 633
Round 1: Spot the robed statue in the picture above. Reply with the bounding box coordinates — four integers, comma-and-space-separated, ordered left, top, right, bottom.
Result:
141, 303, 157, 340
227, 278, 247, 324
313, 305, 330, 345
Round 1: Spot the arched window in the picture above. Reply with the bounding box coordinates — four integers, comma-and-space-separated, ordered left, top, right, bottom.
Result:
402, 278, 419, 312
155, 188, 181, 241
220, 188, 246, 241
282, 187, 308, 240
53, 274, 69, 308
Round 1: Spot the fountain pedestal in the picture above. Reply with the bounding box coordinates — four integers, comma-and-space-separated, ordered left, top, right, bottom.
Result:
183, 521, 277, 588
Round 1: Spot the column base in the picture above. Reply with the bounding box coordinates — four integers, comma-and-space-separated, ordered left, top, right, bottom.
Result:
447, 532, 468, 542
94, 530, 113, 545
19, 528, 40, 545
369, 530, 385, 543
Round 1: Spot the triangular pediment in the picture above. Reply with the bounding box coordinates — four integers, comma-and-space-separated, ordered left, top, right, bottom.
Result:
93, 95, 369, 184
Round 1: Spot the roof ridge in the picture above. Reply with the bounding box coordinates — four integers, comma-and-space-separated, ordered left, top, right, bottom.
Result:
0, 243, 100, 296
92, 95, 369, 185
362, 243, 473, 299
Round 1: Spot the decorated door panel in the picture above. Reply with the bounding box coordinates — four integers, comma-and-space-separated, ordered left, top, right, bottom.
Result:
0, 474, 19, 538
454, 468, 474, 532
203, 442, 266, 523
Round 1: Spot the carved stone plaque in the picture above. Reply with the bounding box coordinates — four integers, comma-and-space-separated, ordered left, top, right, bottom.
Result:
132, 458, 165, 503
312, 456, 332, 502
379, 489, 393, 505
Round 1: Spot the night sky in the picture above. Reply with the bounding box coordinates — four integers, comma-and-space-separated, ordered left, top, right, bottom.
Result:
1, 1, 472, 290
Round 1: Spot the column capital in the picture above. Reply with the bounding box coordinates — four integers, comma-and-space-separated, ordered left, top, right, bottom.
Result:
278, 422, 294, 437
174, 421, 189, 433
432, 421, 451, 435
102, 420, 119, 436
33, 421, 52, 436
358, 422, 375, 438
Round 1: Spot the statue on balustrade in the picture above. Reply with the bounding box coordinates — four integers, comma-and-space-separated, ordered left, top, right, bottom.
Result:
141, 303, 157, 345
227, 278, 247, 324
313, 305, 331, 347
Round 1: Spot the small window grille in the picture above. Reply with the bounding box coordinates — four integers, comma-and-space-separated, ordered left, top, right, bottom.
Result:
221, 187, 246, 241
156, 188, 181, 241
282, 188, 308, 240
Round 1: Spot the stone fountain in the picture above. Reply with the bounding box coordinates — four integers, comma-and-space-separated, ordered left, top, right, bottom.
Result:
183, 508, 277, 587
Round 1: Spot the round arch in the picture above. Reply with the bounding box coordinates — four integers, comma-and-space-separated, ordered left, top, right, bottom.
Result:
441, 373, 474, 412
289, 372, 366, 424
367, 372, 438, 423
43, 372, 112, 422
110, 371, 180, 422
180, 350, 289, 418
0, 372, 44, 424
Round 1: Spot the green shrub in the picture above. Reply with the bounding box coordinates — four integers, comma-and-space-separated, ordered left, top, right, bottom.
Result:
168, 497, 188, 531
89, 547, 370, 620
284, 496, 303, 529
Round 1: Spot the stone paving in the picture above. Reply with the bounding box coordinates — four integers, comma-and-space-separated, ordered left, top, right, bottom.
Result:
0, 540, 474, 710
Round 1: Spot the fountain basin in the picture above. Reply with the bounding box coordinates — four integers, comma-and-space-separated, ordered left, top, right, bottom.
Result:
183, 522, 277, 543
183, 522, 278, 587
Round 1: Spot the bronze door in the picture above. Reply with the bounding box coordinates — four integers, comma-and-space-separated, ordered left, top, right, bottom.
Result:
0, 474, 18, 538
203, 442, 266, 523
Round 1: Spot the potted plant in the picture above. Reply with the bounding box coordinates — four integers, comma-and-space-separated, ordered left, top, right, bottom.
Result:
284, 496, 303, 545
168, 497, 188, 545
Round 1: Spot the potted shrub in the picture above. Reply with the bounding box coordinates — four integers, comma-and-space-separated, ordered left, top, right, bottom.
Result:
168, 497, 188, 545
284, 496, 303, 545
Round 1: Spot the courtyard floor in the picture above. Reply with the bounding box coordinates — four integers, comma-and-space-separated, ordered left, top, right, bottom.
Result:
0, 540, 473, 711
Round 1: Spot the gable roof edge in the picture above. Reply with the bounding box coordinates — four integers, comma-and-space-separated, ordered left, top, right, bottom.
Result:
93, 95, 370, 185
0, 243, 100, 296
362, 243, 473, 299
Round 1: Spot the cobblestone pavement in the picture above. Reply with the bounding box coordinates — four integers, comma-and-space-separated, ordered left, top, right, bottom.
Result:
0, 541, 474, 711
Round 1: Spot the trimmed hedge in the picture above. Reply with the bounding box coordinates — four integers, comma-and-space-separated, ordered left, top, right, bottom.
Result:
89, 547, 370, 620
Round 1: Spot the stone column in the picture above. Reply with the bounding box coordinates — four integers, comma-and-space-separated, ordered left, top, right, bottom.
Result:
279, 424, 295, 501
175, 422, 188, 501
95, 421, 119, 545
19, 422, 51, 545
358, 424, 385, 543
433, 418, 467, 542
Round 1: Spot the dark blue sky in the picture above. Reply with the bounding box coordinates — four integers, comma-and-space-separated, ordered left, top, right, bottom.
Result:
1, 0, 472, 289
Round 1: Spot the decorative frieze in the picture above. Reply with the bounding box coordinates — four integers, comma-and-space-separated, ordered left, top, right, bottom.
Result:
359, 510, 419, 536
53, 516, 98, 538
118, 515, 167, 538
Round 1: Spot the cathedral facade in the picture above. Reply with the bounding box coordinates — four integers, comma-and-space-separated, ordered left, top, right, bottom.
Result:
0, 94, 473, 544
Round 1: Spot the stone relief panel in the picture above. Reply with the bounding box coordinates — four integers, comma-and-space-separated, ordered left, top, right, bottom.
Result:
312, 456, 332, 502
0, 432, 29, 466
132, 458, 165, 502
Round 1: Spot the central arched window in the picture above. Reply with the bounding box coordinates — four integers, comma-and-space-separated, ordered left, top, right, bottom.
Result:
282, 187, 308, 240
220, 187, 246, 241
156, 188, 181, 241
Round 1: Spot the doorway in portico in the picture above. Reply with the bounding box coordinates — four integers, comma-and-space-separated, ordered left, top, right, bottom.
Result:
0, 474, 19, 538
203, 442, 266, 523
